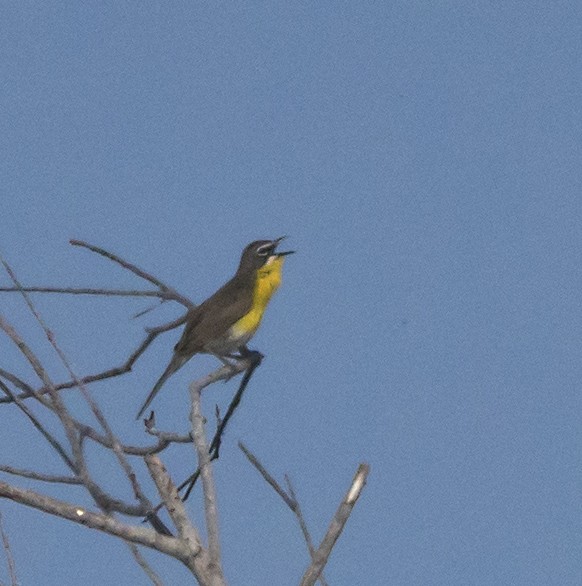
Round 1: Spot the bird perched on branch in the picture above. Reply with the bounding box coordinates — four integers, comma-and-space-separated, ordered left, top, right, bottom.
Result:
135, 237, 294, 420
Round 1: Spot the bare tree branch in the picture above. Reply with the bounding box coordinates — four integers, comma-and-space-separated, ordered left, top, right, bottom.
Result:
0, 369, 33, 393
144, 420, 193, 444
126, 542, 165, 586
78, 421, 191, 456
0, 481, 187, 558
0, 265, 111, 504
0, 314, 188, 405
0, 465, 80, 485
0, 286, 163, 298
145, 456, 227, 585
144, 456, 203, 552
69, 240, 171, 290
238, 442, 328, 586
1, 261, 171, 534
189, 378, 222, 571
0, 240, 194, 406
284, 476, 321, 569
69, 239, 194, 308
0, 315, 81, 477
299, 463, 370, 586
238, 442, 295, 509
0, 314, 186, 403
0, 379, 76, 470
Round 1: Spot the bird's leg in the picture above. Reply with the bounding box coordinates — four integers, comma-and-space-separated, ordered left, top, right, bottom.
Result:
236, 344, 252, 359
236, 345, 264, 366
214, 354, 238, 369
211, 356, 236, 382
212, 352, 246, 381
226, 345, 264, 370
215, 346, 263, 381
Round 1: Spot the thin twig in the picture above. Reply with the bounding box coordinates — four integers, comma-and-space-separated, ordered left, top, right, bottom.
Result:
0, 314, 188, 404
1, 380, 158, 520
299, 463, 370, 586
0, 379, 75, 470
0, 263, 102, 488
0, 389, 186, 464
238, 443, 328, 586
132, 300, 165, 319
0, 513, 17, 586
0, 369, 38, 393
0, 286, 163, 298
78, 421, 191, 456
145, 425, 192, 444
0, 316, 81, 478
69, 240, 170, 290
238, 442, 294, 509
285, 475, 328, 586
1, 267, 134, 518
126, 542, 165, 586
0, 239, 196, 406
0, 319, 117, 519
69, 239, 194, 308
0, 466, 80, 485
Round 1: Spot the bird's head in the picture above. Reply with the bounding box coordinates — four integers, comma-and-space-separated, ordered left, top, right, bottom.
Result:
238, 237, 294, 273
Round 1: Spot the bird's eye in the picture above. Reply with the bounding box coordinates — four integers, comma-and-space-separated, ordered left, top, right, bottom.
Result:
256, 244, 273, 257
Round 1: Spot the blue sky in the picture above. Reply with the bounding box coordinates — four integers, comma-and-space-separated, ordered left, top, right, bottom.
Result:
1, 2, 581, 585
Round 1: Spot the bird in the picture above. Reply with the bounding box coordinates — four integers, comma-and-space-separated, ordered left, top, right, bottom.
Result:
135, 237, 294, 420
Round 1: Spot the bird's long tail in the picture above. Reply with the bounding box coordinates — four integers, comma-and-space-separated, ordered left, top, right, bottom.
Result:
135, 353, 189, 420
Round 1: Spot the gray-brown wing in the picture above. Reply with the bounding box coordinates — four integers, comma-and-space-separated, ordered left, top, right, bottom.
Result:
174, 277, 253, 356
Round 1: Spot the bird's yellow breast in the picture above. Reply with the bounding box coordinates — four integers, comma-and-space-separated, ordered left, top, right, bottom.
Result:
231, 255, 285, 339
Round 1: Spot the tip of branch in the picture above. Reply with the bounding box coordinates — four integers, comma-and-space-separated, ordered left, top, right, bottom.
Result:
144, 411, 156, 429
347, 463, 370, 504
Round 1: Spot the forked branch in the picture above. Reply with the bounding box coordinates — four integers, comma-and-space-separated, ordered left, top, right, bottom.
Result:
0, 480, 186, 557
300, 464, 370, 586
240, 442, 369, 586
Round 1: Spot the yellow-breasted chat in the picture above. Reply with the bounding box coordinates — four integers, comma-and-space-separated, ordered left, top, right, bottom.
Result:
135, 237, 293, 419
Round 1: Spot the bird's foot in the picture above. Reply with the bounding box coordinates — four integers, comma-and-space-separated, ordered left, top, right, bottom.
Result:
218, 348, 263, 381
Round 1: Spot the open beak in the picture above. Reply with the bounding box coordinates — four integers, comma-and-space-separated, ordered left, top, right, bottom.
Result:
272, 236, 295, 257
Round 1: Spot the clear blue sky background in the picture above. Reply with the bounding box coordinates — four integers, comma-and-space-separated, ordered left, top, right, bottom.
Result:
1, 3, 580, 585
